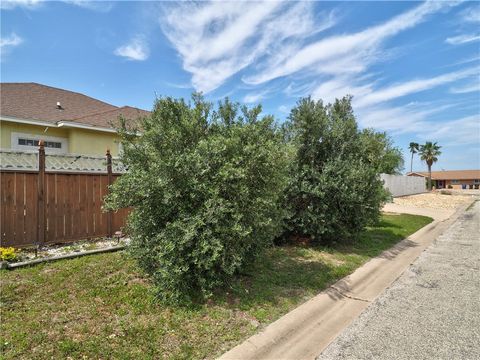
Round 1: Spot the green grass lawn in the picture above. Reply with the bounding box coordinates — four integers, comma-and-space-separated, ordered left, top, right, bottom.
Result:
0, 213, 432, 360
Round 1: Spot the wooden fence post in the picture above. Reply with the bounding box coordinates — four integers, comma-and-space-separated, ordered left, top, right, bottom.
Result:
37, 140, 46, 247
106, 149, 113, 238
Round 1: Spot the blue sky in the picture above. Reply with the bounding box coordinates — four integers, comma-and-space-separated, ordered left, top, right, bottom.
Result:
1, 0, 479, 172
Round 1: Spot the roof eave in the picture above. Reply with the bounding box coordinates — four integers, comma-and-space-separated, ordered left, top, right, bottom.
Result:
1, 115, 117, 133
56, 121, 117, 133
0, 115, 55, 128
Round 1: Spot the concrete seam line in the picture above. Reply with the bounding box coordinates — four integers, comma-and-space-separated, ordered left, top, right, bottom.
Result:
6, 245, 126, 270
329, 286, 370, 303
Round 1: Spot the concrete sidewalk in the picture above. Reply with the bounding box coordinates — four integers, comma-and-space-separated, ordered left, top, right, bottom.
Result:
218, 201, 473, 360
318, 200, 480, 360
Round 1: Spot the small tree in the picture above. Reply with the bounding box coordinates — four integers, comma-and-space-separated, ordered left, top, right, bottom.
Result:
419, 141, 442, 191
408, 142, 419, 173
105, 95, 289, 304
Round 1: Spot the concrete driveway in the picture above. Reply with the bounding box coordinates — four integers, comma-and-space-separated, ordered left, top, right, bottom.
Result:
318, 200, 480, 360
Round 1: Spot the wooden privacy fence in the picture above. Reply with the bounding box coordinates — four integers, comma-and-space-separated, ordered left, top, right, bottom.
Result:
0, 143, 129, 248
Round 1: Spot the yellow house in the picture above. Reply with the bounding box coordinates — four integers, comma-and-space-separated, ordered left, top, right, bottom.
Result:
0, 83, 149, 156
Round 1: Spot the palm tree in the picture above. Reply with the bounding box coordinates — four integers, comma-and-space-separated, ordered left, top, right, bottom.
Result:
408, 142, 419, 173
419, 142, 442, 191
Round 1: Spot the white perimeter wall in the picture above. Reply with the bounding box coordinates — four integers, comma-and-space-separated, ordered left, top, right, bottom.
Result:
380, 174, 426, 197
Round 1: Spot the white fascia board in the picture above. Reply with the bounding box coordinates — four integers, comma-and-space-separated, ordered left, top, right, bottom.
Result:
55, 121, 117, 133
1, 115, 133, 135
0, 115, 55, 128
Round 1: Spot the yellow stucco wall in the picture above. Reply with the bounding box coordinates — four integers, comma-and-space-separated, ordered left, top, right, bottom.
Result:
68, 128, 121, 156
0, 120, 120, 156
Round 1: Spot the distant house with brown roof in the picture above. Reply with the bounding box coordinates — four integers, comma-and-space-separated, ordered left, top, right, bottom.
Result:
407, 170, 480, 189
0, 83, 149, 156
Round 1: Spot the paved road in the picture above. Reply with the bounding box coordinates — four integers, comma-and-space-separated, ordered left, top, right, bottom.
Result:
318, 200, 480, 360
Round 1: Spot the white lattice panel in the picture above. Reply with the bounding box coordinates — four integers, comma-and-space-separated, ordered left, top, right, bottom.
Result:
0, 150, 126, 173
0, 150, 38, 170
46, 153, 106, 172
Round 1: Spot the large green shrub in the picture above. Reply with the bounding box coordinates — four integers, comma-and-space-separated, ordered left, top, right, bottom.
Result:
284, 96, 390, 243
105, 95, 289, 304
358, 129, 404, 175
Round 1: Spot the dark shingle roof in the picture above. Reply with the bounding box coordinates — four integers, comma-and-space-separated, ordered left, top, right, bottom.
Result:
0, 82, 149, 128
71, 106, 150, 128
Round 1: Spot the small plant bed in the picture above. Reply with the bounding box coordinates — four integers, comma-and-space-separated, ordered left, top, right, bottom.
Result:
1, 237, 130, 265
0, 213, 432, 359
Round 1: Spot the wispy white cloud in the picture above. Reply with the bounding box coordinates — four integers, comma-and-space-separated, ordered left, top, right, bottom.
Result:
446, 33, 480, 45
0, 33, 23, 48
244, 1, 459, 86
160, 1, 335, 93
442, 54, 480, 68
425, 115, 480, 146
312, 77, 374, 105
1, 0, 113, 11
158, 0, 473, 152
458, 54, 480, 64
353, 67, 478, 108
284, 81, 317, 98
164, 81, 193, 90
0, 0, 41, 10
357, 101, 479, 148
459, 5, 480, 23
114, 37, 149, 61
450, 79, 480, 94
66, 1, 113, 12
278, 105, 289, 114
310, 66, 477, 111
0, 33, 23, 60
357, 102, 452, 135
239, 1, 467, 150
243, 90, 269, 104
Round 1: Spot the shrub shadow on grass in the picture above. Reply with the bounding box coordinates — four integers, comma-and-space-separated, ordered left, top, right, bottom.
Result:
332, 214, 432, 259
374, 219, 403, 229
316, 228, 404, 260
212, 246, 343, 316
210, 214, 432, 318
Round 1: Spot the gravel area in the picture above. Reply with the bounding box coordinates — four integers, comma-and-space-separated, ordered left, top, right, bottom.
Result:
393, 191, 476, 210
14, 237, 130, 262
318, 201, 480, 360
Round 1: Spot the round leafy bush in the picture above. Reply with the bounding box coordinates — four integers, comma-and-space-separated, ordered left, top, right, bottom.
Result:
105, 95, 289, 304
283, 96, 391, 243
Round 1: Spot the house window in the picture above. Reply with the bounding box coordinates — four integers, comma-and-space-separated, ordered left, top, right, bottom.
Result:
451, 180, 460, 184
11, 132, 68, 154
474, 179, 480, 184
18, 138, 62, 149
